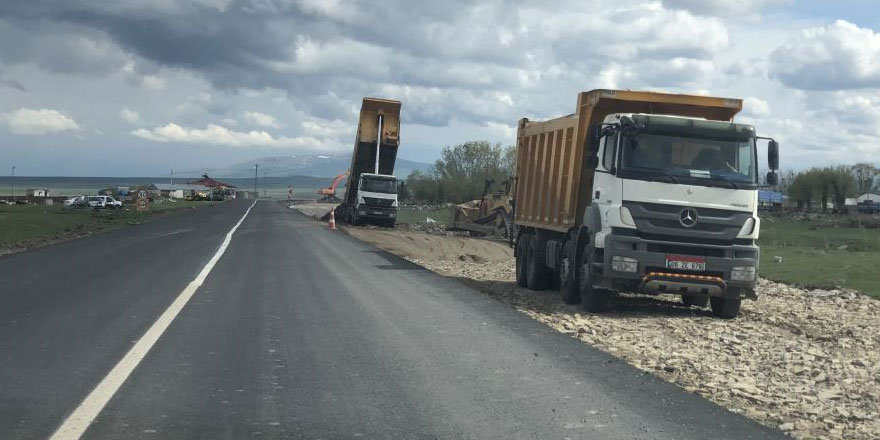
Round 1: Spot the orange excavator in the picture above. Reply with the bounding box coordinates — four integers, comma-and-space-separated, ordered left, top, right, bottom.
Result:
317, 172, 349, 202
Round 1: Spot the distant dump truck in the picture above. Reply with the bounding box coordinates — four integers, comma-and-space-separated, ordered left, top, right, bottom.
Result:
338, 98, 402, 227
513, 89, 780, 319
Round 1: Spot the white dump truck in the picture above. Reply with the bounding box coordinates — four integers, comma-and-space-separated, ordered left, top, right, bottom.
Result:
339, 98, 402, 227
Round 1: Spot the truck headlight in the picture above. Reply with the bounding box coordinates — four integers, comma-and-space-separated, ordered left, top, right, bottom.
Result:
731, 266, 756, 281
611, 256, 638, 273
619, 206, 635, 227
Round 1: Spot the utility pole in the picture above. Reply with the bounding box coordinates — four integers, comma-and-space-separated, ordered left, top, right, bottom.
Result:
10, 166, 15, 202
264, 171, 267, 198
170, 169, 174, 189
254, 164, 258, 197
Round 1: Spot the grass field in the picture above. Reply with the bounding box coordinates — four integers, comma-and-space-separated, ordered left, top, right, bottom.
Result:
0, 200, 218, 251
397, 206, 452, 225
758, 215, 880, 298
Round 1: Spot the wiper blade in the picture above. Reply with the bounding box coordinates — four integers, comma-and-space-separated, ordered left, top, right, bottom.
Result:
647, 170, 679, 184
625, 167, 680, 184
709, 176, 741, 189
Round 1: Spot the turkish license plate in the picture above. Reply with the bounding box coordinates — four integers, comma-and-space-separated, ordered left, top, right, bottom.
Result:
373, 211, 383, 215
666, 255, 706, 272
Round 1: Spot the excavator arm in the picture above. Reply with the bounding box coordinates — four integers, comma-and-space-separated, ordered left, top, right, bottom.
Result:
318, 172, 349, 197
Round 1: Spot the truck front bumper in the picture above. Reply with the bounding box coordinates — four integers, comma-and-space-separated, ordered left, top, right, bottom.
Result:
357, 206, 397, 219
601, 231, 759, 299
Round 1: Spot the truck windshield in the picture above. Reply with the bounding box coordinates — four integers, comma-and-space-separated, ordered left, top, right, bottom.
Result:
618, 132, 757, 189
361, 178, 397, 194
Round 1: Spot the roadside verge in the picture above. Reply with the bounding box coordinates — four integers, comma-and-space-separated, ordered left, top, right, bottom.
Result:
343, 225, 880, 440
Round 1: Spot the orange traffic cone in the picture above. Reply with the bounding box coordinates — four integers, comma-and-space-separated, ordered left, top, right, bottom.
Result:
328, 209, 337, 230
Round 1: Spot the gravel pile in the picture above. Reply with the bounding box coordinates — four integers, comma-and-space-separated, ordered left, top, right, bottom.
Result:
405, 256, 880, 440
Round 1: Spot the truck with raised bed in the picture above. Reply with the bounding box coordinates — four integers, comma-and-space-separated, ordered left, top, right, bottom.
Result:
338, 98, 402, 227
512, 89, 780, 319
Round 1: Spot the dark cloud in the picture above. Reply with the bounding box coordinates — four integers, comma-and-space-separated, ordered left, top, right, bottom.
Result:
0, 70, 26, 91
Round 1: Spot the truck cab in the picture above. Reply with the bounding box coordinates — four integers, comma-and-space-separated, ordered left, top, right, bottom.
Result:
349, 173, 398, 227
586, 113, 771, 316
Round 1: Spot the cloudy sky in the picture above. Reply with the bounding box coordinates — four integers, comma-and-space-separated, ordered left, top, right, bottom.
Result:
2, 0, 880, 176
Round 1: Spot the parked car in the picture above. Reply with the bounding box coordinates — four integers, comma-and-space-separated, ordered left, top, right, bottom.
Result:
64, 195, 88, 208
88, 196, 123, 209
857, 202, 880, 214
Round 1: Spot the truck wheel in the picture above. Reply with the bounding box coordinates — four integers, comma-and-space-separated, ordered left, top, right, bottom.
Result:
560, 241, 580, 304
710, 295, 741, 319
515, 234, 530, 288
682, 295, 709, 308
526, 235, 550, 290
579, 259, 609, 312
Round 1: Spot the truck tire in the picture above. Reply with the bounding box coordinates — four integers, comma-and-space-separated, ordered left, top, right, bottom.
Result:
710, 295, 741, 319
560, 240, 579, 304
515, 233, 530, 288
579, 259, 609, 312
682, 294, 709, 308
526, 234, 550, 290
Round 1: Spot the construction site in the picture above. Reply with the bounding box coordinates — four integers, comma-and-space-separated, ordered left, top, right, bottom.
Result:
283, 91, 880, 440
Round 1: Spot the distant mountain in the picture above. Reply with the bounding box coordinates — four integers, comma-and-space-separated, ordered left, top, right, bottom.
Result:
183, 154, 432, 179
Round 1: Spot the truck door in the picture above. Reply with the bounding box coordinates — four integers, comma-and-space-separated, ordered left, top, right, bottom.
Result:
591, 132, 622, 245
593, 132, 618, 205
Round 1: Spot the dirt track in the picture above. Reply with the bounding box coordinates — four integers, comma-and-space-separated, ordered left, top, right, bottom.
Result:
345, 226, 880, 440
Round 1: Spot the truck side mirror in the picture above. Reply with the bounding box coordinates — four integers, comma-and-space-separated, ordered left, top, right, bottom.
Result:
588, 124, 601, 153
768, 139, 779, 170
766, 171, 778, 186
587, 124, 601, 169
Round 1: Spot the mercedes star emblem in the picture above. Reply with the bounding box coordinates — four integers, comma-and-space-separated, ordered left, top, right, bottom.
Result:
679, 208, 698, 228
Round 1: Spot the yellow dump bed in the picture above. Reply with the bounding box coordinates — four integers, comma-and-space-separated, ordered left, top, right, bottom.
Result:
513, 89, 743, 233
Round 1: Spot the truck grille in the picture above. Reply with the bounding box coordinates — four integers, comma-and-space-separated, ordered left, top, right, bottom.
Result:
624, 202, 750, 243
363, 197, 394, 208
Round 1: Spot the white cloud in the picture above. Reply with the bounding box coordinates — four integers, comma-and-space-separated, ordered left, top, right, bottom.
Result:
295, 0, 359, 22
484, 121, 516, 139
140, 74, 166, 90
119, 108, 140, 124
131, 122, 337, 149
663, 0, 792, 16
2, 108, 81, 135
769, 20, 880, 90
301, 118, 348, 137
743, 97, 771, 117
243, 111, 281, 128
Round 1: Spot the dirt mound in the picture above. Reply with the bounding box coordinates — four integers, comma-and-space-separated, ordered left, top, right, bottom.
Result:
345, 228, 511, 262
291, 202, 338, 219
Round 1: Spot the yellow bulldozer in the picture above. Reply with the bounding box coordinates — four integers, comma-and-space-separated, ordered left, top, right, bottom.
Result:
449, 177, 514, 243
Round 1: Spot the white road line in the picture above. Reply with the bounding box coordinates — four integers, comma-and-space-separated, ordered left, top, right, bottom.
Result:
49, 199, 259, 440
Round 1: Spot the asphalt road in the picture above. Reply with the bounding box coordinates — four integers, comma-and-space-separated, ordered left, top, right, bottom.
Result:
0, 200, 788, 439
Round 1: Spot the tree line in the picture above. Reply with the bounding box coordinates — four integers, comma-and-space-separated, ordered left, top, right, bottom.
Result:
784, 163, 878, 212
402, 141, 515, 204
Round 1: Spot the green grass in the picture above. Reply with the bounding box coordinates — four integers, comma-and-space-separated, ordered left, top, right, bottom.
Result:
397, 206, 452, 226
0, 200, 217, 250
758, 216, 880, 298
